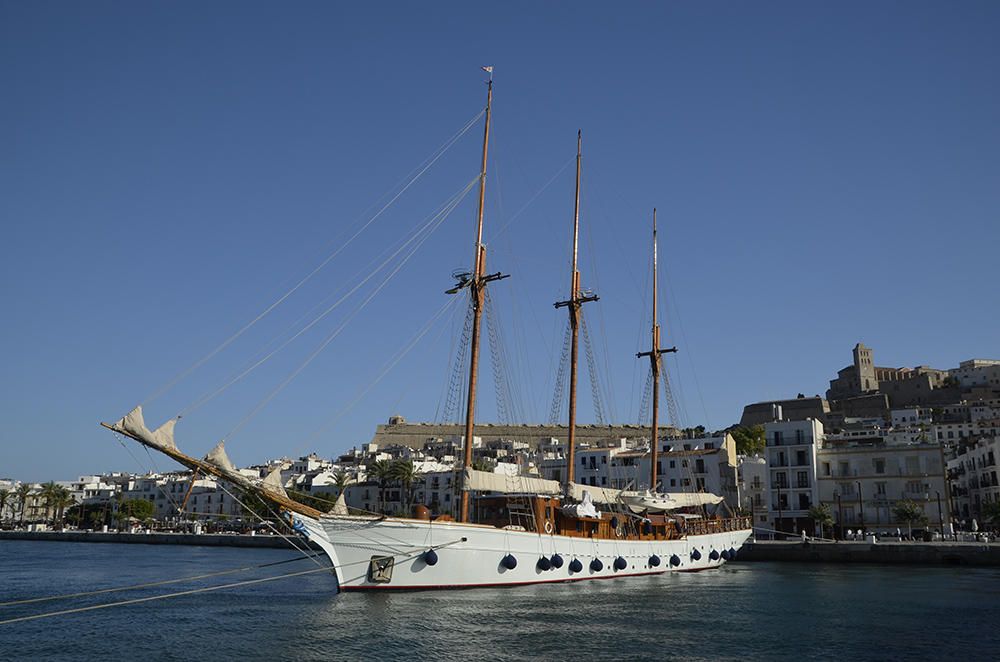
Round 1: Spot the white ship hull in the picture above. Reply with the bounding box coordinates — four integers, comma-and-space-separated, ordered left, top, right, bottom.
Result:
297, 515, 752, 591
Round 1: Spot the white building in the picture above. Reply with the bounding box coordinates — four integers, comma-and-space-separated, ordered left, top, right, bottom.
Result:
816, 441, 948, 536
947, 435, 1000, 524
763, 419, 823, 536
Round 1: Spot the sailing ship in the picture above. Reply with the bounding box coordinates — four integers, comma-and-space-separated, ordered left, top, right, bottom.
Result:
103, 72, 751, 591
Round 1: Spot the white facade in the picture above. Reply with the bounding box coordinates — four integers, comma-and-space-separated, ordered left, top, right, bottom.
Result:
947, 436, 1000, 524
763, 419, 823, 536
816, 442, 948, 535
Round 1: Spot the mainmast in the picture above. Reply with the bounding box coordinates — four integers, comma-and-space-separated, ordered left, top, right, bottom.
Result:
636, 209, 676, 492
450, 69, 508, 524
555, 131, 597, 493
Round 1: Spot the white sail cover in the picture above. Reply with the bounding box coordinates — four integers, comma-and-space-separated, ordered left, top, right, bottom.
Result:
567, 482, 636, 504
262, 466, 288, 497
149, 419, 178, 452
204, 441, 237, 474
110, 406, 178, 453
662, 492, 724, 507
328, 491, 349, 515
462, 468, 561, 495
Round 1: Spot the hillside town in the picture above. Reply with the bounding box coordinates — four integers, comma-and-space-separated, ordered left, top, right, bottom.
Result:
3, 344, 999, 540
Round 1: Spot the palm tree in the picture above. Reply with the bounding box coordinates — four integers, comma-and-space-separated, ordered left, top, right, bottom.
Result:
370, 459, 393, 514
39, 482, 61, 524
0, 488, 10, 523
332, 470, 352, 498
15, 484, 33, 526
389, 459, 422, 513
808, 503, 834, 539
52, 487, 74, 528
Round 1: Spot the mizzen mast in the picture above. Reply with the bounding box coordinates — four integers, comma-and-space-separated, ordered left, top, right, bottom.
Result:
636, 209, 676, 492
449, 68, 508, 524
554, 131, 598, 492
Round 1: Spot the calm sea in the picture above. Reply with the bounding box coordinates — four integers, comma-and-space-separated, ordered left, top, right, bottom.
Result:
1, 540, 998, 661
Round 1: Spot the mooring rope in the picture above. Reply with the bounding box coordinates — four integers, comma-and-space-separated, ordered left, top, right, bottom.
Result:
0, 553, 324, 608
0, 566, 335, 626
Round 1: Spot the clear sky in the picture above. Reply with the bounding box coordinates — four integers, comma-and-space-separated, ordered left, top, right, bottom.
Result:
2, 1, 998, 482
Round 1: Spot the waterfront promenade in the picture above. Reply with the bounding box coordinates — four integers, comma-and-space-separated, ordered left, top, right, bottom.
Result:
5, 530, 1000, 566
741, 539, 1000, 566
0, 529, 320, 550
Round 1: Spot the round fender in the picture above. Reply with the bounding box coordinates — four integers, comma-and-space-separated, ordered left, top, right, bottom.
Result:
590, 558, 604, 572
550, 554, 564, 569
670, 554, 681, 567
691, 548, 702, 561
501, 554, 517, 570
613, 556, 627, 571
568, 558, 583, 573
709, 549, 720, 561
423, 549, 439, 566
537, 556, 552, 571
648, 554, 661, 567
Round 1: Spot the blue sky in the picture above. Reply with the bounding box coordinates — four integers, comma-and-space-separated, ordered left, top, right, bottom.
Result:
2, 1, 998, 481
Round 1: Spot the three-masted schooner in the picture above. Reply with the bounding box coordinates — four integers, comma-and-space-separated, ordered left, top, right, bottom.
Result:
103, 72, 751, 591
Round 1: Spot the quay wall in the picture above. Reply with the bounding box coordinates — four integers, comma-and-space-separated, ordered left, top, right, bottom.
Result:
0, 530, 320, 550
739, 540, 1000, 566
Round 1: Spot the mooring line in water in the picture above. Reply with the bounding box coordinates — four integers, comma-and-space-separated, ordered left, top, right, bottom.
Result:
0, 566, 334, 626
0, 553, 325, 608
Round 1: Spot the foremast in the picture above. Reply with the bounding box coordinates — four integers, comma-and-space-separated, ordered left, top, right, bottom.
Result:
450, 69, 508, 524
554, 131, 597, 492
636, 209, 676, 493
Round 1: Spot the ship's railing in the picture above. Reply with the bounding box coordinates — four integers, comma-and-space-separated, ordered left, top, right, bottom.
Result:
685, 516, 752, 536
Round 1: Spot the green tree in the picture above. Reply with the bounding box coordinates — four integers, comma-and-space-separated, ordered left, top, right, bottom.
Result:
892, 499, 928, 538
15, 484, 33, 525
808, 503, 834, 539
370, 459, 394, 514
39, 482, 64, 524
0, 488, 10, 523
390, 459, 422, 512
730, 425, 766, 456
117, 498, 155, 528
981, 500, 1000, 530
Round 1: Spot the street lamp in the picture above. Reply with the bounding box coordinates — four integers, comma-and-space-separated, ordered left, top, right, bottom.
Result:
856, 481, 864, 535
834, 491, 843, 541
936, 490, 944, 540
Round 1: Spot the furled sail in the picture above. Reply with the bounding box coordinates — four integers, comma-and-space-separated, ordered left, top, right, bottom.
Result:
204, 441, 237, 474
109, 405, 178, 453
262, 466, 288, 497
328, 491, 349, 515
661, 492, 723, 507
461, 468, 561, 495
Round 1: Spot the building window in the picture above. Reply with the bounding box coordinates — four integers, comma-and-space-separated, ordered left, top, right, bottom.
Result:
669, 460, 676, 469
874, 458, 886, 474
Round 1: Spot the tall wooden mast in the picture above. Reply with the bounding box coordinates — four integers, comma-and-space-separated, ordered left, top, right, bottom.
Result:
451, 70, 507, 524
555, 131, 597, 492
636, 209, 676, 492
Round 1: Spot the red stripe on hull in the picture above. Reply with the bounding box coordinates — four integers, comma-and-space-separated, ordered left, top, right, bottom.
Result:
340, 569, 668, 592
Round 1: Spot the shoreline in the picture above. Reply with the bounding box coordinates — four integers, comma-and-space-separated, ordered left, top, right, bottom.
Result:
739, 539, 1000, 566
0, 530, 320, 550
5, 531, 1000, 566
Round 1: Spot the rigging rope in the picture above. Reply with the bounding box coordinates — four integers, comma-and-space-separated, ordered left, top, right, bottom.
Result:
141, 109, 486, 407
547, 320, 572, 425
181, 174, 479, 424
580, 312, 606, 425
0, 553, 324, 608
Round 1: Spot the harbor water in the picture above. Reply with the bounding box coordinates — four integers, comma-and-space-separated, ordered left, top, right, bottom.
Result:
2, 540, 998, 660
